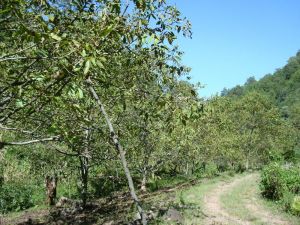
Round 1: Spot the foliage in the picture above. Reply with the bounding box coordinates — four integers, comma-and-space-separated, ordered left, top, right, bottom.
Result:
291, 196, 300, 215
0, 182, 35, 213
203, 162, 219, 178
0, 0, 299, 221
226, 51, 300, 160
260, 163, 300, 215
260, 163, 300, 200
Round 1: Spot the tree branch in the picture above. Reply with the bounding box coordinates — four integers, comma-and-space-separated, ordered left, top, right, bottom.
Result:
0, 124, 39, 135
0, 50, 76, 62
50, 145, 79, 157
0, 136, 60, 150
0, 44, 37, 60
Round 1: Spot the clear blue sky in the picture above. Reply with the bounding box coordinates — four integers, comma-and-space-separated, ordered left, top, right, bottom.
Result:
170, 0, 300, 97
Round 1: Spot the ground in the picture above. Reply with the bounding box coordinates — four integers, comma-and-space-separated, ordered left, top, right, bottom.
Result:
2, 173, 300, 224
179, 172, 300, 225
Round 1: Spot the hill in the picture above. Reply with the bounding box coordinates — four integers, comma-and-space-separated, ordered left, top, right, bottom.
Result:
224, 51, 300, 129
223, 51, 300, 159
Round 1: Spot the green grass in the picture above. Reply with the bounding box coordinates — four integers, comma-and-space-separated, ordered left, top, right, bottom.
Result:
147, 174, 196, 192
220, 173, 300, 225
157, 172, 299, 225
259, 191, 300, 224
220, 174, 265, 224
172, 173, 236, 225
4, 171, 299, 225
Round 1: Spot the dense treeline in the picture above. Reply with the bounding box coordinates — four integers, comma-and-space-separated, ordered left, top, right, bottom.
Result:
224, 51, 300, 140
0, 0, 299, 222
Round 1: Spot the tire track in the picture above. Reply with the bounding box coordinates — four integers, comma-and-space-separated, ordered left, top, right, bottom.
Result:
201, 173, 297, 225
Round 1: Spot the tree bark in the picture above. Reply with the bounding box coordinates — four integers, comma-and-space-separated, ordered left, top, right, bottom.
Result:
79, 155, 89, 207
245, 155, 249, 171
79, 117, 92, 208
87, 81, 147, 225
140, 169, 147, 192
45, 175, 57, 206
0, 136, 60, 150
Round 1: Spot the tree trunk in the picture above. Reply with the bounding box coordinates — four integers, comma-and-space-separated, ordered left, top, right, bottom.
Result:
140, 169, 147, 192
245, 150, 250, 171
88, 82, 147, 225
45, 175, 57, 206
79, 155, 89, 207
79, 123, 91, 208
185, 162, 189, 175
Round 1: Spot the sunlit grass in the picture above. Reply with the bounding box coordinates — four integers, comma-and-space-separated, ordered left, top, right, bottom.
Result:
220, 173, 300, 225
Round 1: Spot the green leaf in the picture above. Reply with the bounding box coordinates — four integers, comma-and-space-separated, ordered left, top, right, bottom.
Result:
81, 50, 87, 57
16, 100, 24, 108
50, 33, 62, 41
101, 24, 114, 37
77, 88, 84, 99
48, 14, 55, 22
98, 56, 107, 62
96, 60, 104, 69
90, 57, 96, 66
84, 60, 91, 75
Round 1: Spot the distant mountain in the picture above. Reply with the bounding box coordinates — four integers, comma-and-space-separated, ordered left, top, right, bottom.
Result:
223, 51, 300, 129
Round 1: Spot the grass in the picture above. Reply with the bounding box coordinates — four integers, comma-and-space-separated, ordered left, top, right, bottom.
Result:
147, 174, 197, 192
220, 173, 300, 225
158, 171, 299, 225
171, 172, 236, 225
3, 171, 299, 225
2, 204, 49, 225
220, 173, 265, 224
259, 190, 300, 224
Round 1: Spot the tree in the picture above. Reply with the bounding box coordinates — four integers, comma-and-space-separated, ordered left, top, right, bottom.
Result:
1, 1, 192, 222
231, 92, 297, 168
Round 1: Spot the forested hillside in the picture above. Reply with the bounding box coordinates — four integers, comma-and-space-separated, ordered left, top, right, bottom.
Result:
224, 51, 300, 132
0, 1, 299, 224
223, 51, 300, 161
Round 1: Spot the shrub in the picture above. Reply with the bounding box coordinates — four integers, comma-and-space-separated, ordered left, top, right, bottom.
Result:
291, 196, 300, 215
90, 173, 128, 197
204, 162, 219, 178
260, 162, 300, 215
0, 182, 35, 213
260, 162, 300, 200
281, 191, 295, 212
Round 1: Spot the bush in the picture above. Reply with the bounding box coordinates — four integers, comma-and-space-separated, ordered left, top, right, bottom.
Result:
281, 191, 295, 212
291, 196, 300, 215
0, 182, 35, 213
204, 162, 219, 178
260, 162, 300, 215
260, 162, 300, 200
90, 173, 128, 197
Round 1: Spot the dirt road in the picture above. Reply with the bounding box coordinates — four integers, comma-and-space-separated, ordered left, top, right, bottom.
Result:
201, 173, 298, 225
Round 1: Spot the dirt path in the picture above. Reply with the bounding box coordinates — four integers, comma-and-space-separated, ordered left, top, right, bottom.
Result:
202, 173, 298, 225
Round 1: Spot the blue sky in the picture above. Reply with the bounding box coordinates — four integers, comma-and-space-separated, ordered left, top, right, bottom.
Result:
170, 0, 300, 97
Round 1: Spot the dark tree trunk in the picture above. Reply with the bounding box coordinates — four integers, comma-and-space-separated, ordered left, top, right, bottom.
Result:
79, 155, 89, 207
45, 175, 57, 206
79, 120, 91, 208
